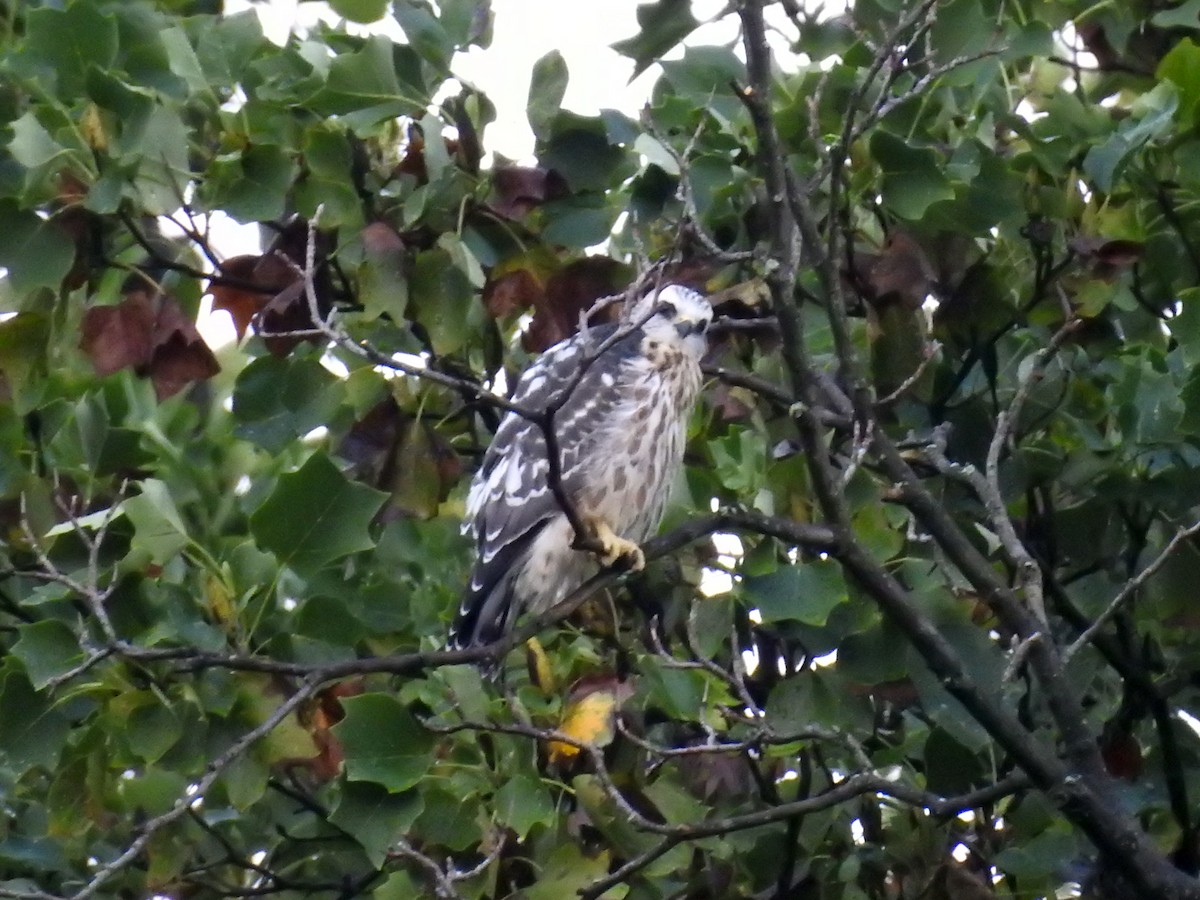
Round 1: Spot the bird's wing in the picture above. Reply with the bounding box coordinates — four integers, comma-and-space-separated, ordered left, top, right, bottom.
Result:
464, 322, 633, 554
454, 323, 637, 647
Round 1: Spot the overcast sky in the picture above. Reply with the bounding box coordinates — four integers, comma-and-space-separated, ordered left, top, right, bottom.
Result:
199, 0, 777, 344
225, 0, 744, 159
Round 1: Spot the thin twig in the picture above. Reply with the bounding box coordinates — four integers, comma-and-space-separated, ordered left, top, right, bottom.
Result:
1063, 519, 1200, 664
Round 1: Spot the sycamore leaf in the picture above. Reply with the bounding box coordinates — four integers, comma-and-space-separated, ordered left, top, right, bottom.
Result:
612, 0, 699, 79
79, 294, 157, 377
332, 693, 434, 792
528, 50, 568, 139
250, 452, 388, 576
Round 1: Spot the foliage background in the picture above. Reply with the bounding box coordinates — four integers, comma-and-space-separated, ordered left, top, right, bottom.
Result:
4, 0, 1200, 897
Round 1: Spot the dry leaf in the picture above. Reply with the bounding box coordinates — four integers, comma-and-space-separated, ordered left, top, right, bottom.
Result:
491, 166, 569, 219
546, 675, 631, 764
79, 291, 219, 399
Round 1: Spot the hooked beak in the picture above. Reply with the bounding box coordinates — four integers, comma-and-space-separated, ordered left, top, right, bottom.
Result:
674, 318, 707, 339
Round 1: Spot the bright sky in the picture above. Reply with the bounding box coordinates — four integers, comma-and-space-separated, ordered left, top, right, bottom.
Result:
199, 0, 792, 345
224, 0, 743, 160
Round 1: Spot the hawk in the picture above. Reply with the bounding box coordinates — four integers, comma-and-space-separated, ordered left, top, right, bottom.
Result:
452, 284, 712, 649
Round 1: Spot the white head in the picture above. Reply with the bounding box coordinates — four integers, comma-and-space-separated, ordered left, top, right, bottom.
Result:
632, 284, 712, 358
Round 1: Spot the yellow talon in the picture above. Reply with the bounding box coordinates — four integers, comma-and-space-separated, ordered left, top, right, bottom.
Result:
588, 519, 645, 571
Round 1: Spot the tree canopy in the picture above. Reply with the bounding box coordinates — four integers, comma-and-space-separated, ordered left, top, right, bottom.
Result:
4, 0, 1200, 897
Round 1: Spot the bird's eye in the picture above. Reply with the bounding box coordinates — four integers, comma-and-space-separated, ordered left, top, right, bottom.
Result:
655, 301, 677, 318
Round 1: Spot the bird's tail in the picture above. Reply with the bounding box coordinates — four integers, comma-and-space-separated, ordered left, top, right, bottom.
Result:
450, 536, 535, 651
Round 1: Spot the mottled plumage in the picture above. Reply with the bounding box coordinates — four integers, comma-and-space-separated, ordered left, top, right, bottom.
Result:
452, 285, 712, 649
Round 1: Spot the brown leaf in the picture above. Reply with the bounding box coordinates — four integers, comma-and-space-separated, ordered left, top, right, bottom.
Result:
1069, 235, 1145, 282
524, 257, 626, 352
395, 130, 428, 183
709, 382, 755, 422
54, 173, 97, 292
209, 254, 292, 341
143, 297, 221, 400
360, 221, 405, 257
491, 166, 569, 219
859, 231, 935, 310
258, 281, 314, 357
80, 290, 220, 399
679, 750, 754, 803
484, 268, 544, 319
340, 400, 462, 521
1101, 724, 1144, 781
246, 224, 335, 357
930, 861, 995, 900
80, 292, 156, 376
289, 680, 365, 783
339, 399, 403, 477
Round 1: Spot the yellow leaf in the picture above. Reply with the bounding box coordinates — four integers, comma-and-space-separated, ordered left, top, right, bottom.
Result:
81, 103, 107, 151
205, 574, 236, 630
547, 678, 628, 764
525, 637, 557, 695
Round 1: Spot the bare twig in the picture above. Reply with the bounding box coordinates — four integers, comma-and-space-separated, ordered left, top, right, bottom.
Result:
69, 679, 320, 900
1064, 519, 1200, 664
875, 340, 943, 407
982, 320, 1081, 625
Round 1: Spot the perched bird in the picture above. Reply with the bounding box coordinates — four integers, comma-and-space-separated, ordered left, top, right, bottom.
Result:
452, 284, 712, 649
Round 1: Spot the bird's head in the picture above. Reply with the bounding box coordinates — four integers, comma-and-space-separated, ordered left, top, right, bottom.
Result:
634, 284, 712, 357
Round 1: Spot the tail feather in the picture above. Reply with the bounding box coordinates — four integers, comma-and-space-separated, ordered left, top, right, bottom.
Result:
451, 529, 539, 650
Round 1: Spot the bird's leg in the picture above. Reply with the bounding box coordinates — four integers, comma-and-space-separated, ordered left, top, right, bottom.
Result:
581, 516, 645, 571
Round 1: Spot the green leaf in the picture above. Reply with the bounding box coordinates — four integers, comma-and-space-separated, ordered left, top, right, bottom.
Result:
17, 4, 119, 97
194, 10, 266, 87
251, 452, 387, 576
331, 0, 390, 23
159, 26, 210, 94
494, 774, 555, 837
540, 116, 626, 191
373, 871, 424, 899
119, 767, 188, 817
639, 658, 706, 721
766, 674, 811, 734
0, 201, 75, 295
392, 1, 454, 70
540, 200, 617, 248
994, 824, 1085, 883
232, 356, 345, 454
1158, 37, 1200, 126
1083, 82, 1178, 192
528, 50, 568, 140
127, 105, 192, 216
1153, 0, 1200, 30
870, 131, 955, 220
408, 247, 476, 354
526, 841, 615, 900
8, 111, 66, 171
413, 786, 482, 849
203, 144, 297, 224
612, 0, 700, 78
0, 313, 49, 410
1170, 288, 1200, 366
11, 621, 82, 690
0, 668, 70, 771
330, 781, 423, 866
332, 693, 435, 791
123, 479, 191, 565
127, 702, 184, 764
440, 0, 492, 48
742, 560, 847, 626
